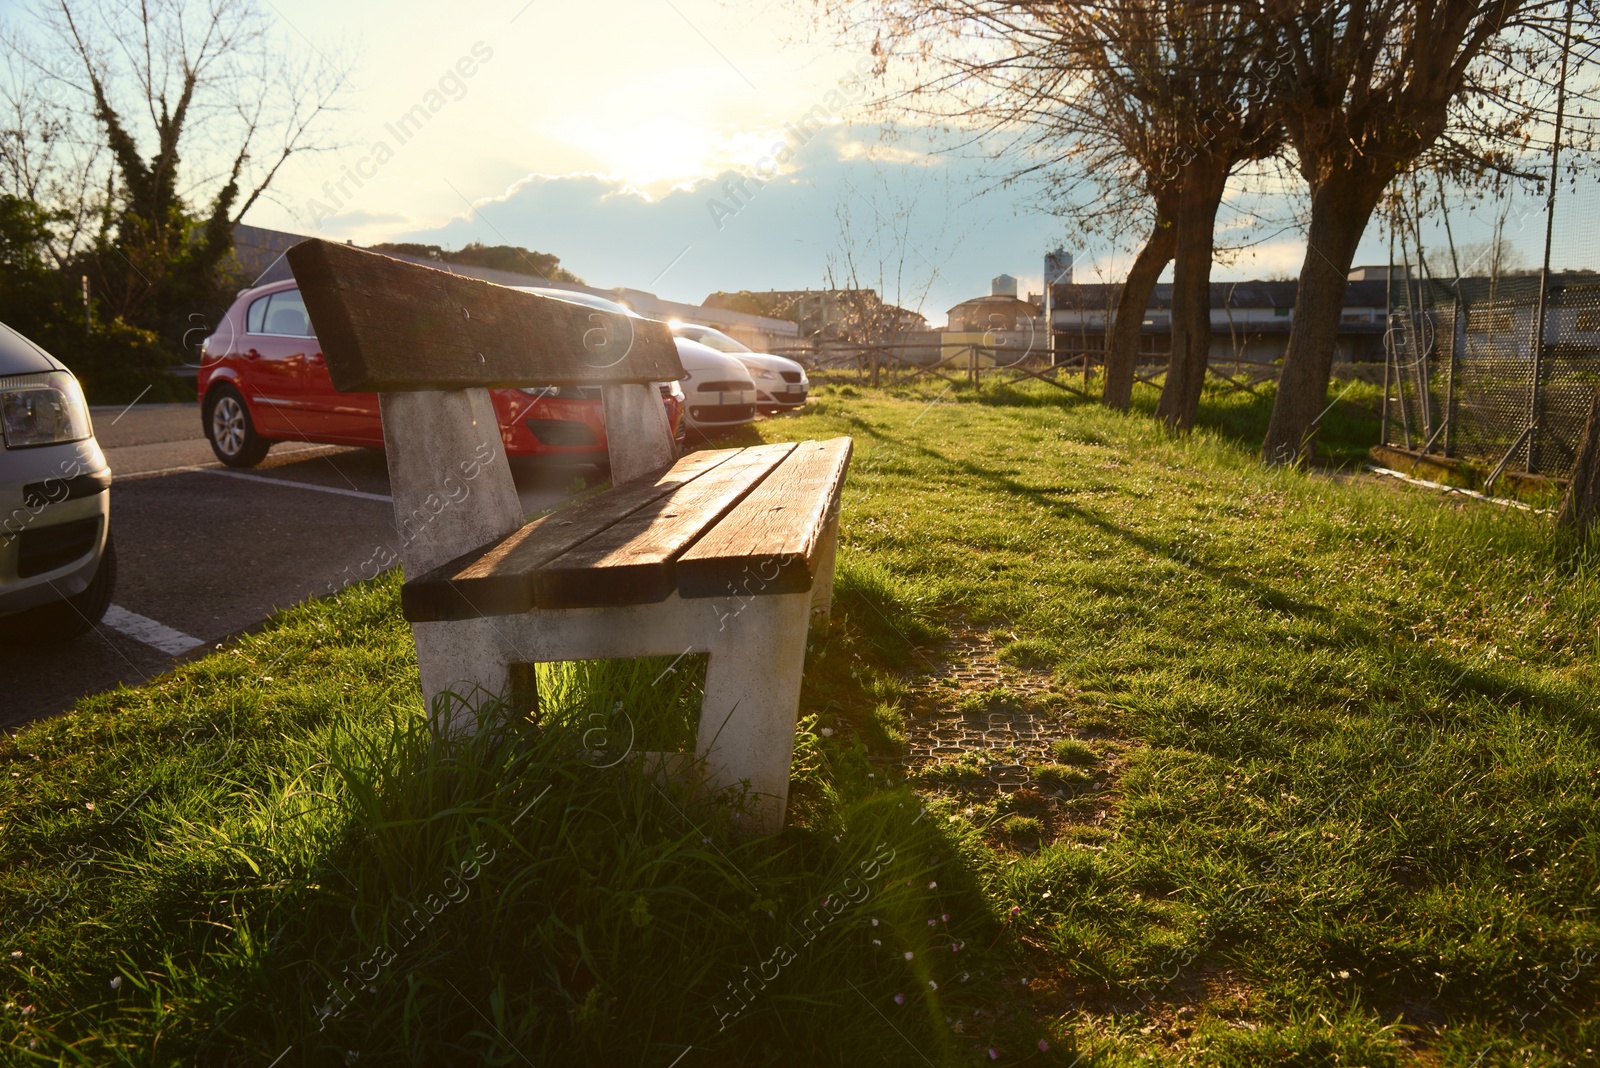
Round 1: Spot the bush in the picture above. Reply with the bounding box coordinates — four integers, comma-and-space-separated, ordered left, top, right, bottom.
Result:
45, 319, 187, 404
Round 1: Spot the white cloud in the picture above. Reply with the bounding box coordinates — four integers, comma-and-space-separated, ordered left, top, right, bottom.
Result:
385, 124, 1071, 321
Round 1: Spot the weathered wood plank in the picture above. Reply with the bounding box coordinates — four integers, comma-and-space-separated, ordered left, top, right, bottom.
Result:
286, 239, 683, 392
532, 442, 797, 609
401, 448, 740, 622
676, 437, 852, 599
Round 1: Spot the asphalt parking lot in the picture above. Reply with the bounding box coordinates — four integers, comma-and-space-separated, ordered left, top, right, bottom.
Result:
1, 404, 586, 730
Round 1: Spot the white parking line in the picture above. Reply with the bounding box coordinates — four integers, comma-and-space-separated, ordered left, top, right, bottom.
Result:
196, 468, 393, 503
101, 605, 205, 656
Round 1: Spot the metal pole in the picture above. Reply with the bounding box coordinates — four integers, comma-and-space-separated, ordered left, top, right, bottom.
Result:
1381, 209, 1395, 446
1527, 0, 1575, 473
1444, 298, 1459, 456
1397, 203, 1430, 442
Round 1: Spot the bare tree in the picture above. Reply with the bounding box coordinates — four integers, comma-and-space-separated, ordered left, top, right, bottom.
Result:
807, 1, 1283, 427
6, 0, 347, 340
1260, 0, 1598, 464
821, 166, 949, 384
1111, 3, 1282, 430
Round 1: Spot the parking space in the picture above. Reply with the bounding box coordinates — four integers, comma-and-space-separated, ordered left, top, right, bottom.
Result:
1, 405, 588, 730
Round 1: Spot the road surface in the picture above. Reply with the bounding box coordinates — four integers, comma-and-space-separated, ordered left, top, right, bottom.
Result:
1, 404, 587, 730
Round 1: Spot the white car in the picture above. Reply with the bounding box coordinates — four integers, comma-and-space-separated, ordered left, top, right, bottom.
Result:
670, 322, 808, 413
518, 287, 689, 440
523, 289, 756, 436
673, 338, 758, 434
0, 322, 115, 642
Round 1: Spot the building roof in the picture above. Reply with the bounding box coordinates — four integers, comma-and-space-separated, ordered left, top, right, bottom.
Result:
947, 294, 1041, 316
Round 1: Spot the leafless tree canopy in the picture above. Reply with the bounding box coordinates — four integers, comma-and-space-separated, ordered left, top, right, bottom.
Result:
2, 0, 348, 270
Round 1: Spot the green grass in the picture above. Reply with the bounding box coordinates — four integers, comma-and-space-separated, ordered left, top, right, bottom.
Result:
1049, 740, 1099, 767
0, 584, 1001, 1064
4, 373, 1599, 1064
781, 375, 1599, 1063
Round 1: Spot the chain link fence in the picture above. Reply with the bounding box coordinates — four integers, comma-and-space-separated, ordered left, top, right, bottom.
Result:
1383, 179, 1600, 480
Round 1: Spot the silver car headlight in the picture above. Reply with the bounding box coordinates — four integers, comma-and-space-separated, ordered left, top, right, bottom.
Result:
1, 371, 92, 449
752, 368, 779, 380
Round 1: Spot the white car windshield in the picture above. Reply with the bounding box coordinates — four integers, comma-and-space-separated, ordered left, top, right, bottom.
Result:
678, 325, 752, 354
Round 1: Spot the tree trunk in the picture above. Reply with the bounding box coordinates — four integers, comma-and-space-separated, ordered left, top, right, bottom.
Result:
1558, 385, 1600, 542
1156, 160, 1229, 430
1102, 204, 1176, 411
1262, 172, 1384, 465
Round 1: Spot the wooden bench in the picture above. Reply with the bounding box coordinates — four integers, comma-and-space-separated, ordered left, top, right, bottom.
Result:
286, 239, 850, 831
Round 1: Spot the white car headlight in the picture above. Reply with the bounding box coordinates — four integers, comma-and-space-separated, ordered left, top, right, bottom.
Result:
1, 371, 92, 448
752, 368, 779, 380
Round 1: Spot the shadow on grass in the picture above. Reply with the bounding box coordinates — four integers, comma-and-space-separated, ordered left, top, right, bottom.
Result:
833, 408, 1592, 738
1124, 373, 1383, 469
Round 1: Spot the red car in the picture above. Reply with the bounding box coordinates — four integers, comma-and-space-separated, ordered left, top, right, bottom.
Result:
197, 280, 684, 468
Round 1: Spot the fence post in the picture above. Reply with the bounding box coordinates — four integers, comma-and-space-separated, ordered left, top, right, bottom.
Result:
1443, 298, 1459, 457
1527, 0, 1574, 474
1380, 325, 1391, 447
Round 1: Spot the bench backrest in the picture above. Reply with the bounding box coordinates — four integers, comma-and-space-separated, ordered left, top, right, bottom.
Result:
287, 239, 685, 579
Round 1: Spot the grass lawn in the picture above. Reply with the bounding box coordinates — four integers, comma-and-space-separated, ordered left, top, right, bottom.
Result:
2, 376, 1598, 1065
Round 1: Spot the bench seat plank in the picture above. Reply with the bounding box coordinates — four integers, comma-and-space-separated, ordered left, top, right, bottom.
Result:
676, 437, 853, 599
401, 448, 742, 622
533, 442, 797, 609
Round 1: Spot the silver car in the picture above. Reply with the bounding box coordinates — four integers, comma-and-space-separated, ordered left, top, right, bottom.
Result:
0, 322, 114, 642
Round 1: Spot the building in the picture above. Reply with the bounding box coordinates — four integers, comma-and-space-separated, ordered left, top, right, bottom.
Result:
1049, 276, 1391, 363
703, 289, 928, 342
947, 275, 1044, 333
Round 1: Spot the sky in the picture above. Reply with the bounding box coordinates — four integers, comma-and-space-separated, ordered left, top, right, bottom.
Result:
241, 0, 1084, 323
102, 0, 1596, 324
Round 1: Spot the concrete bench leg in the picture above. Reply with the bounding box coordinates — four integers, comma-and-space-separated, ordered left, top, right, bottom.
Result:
414, 591, 816, 832
697, 591, 813, 833
809, 509, 841, 631
412, 617, 514, 731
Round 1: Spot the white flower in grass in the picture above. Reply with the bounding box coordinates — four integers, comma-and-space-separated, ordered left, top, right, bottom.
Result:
108, 977, 121, 991
8, 951, 20, 960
